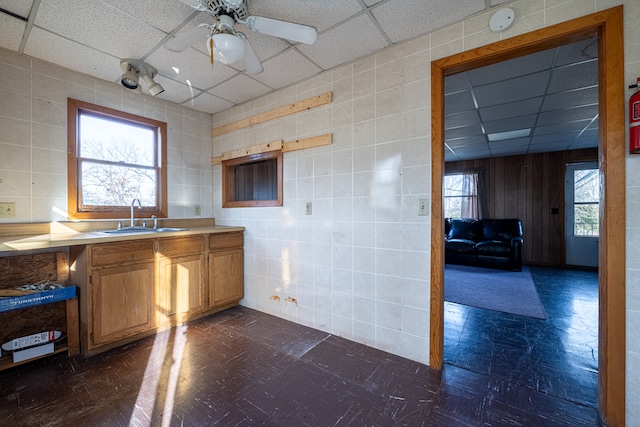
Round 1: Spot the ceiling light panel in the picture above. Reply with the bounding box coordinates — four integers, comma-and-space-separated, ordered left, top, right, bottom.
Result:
483, 115, 537, 134
487, 128, 530, 142
371, 0, 485, 43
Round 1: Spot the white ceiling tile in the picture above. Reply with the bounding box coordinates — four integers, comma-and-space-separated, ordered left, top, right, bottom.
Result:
253, 48, 320, 89
151, 74, 204, 105
24, 27, 120, 83
541, 86, 599, 111
446, 135, 487, 147
445, 123, 484, 139
468, 49, 555, 86
297, 14, 388, 70
479, 98, 542, 122
0, 13, 25, 51
537, 104, 598, 127
371, 0, 485, 43
0, 0, 34, 17
146, 46, 239, 91
211, 73, 271, 104
102, 0, 196, 33
528, 142, 572, 153
248, 0, 363, 33
474, 71, 550, 108
242, 30, 290, 62
534, 120, 592, 136
490, 0, 513, 5
531, 131, 580, 144
34, 0, 167, 60
186, 92, 235, 114
445, 110, 480, 129
445, 73, 470, 93
555, 37, 598, 66
444, 90, 475, 114
547, 60, 598, 94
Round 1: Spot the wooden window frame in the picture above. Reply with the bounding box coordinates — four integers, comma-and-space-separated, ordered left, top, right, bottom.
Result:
67, 98, 168, 220
222, 150, 283, 208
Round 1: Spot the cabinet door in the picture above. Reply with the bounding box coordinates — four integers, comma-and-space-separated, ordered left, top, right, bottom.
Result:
92, 263, 154, 346
209, 248, 244, 307
157, 253, 206, 323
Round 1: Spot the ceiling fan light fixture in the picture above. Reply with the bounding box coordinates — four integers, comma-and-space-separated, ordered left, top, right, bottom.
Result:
212, 33, 246, 64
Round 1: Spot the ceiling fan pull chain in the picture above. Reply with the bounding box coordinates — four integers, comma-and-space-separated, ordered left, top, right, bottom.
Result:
210, 38, 214, 67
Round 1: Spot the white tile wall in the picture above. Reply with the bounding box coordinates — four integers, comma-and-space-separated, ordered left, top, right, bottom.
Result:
0, 48, 213, 222
212, 0, 640, 422
1, 0, 639, 421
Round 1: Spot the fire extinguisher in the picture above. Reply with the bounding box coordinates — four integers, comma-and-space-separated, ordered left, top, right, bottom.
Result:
630, 77, 640, 153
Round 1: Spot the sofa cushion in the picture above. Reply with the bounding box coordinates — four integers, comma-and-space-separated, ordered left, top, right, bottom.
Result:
447, 219, 482, 241
482, 219, 522, 242
476, 241, 512, 256
445, 239, 477, 254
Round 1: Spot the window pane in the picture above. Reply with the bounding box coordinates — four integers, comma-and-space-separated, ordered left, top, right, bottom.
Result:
79, 114, 155, 166
444, 174, 463, 196
444, 197, 461, 218
574, 204, 599, 236
574, 169, 599, 203
81, 161, 156, 206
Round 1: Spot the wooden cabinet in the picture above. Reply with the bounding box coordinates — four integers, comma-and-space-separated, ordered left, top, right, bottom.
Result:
70, 231, 244, 356
209, 232, 244, 307
156, 236, 206, 324
73, 240, 155, 351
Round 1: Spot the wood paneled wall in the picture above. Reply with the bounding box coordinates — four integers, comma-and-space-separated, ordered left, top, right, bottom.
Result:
445, 148, 597, 266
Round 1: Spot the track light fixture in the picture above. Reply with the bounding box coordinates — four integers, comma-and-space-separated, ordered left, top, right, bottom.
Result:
119, 59, 164, 96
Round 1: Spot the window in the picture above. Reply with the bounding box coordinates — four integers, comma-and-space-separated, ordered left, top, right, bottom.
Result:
444, 172, 480, 218
67, 98, 167, 219
572, 168, 600, 236
222, 150, 283, 208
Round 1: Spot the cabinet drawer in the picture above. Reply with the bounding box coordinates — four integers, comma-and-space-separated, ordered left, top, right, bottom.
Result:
91, 240, 155, 267
158, 235, 205, 257
209, 232, 243, 251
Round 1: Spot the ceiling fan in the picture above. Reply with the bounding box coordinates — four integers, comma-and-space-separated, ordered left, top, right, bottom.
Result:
165, 0, 318, 75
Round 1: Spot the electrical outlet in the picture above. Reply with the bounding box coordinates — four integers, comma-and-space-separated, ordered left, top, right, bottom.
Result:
0, 202, 16, 218
305, 202, 312, 215
194, 204, 201, 216
418, 199, 428, 216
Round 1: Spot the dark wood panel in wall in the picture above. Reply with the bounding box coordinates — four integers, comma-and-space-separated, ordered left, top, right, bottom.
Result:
445, 148, 597, 267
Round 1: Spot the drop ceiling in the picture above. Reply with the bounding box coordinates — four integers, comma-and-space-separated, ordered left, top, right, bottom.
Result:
0, 0, 598, 161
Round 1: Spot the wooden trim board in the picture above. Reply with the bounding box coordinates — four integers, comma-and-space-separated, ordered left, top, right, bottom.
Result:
211, 92, 332, 137
211, 134, 332, 165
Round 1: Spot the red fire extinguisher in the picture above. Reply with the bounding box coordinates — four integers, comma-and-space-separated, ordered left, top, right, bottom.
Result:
630, 77, 640, 153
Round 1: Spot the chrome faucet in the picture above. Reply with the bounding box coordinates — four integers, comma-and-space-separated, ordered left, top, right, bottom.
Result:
130, 198, 142, 227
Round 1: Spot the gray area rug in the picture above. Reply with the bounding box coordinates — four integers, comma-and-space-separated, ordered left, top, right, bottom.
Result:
445, 264, 547, 319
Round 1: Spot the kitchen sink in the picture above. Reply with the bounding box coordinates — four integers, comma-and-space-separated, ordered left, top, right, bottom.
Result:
101, 227, 188, 234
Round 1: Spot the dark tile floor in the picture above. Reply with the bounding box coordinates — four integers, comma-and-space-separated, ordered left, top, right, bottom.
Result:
0, 266, 602, 426
444, 266, 599, 409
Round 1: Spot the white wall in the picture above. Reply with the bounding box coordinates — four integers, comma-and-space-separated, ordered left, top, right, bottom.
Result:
0, 48, 213, 222
212, 0, 640, 424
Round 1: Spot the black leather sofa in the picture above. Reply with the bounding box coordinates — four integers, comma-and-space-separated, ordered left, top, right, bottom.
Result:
445, 218, 523, 271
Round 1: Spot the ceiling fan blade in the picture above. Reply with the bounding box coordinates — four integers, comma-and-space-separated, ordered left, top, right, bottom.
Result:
164, 26, 210, 52
245, 16, 317, 45
242, 38, 263, 75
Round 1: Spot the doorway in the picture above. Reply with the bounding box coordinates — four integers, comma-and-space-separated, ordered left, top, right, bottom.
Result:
565, 161, 599, 267
430, 7, 625, 426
